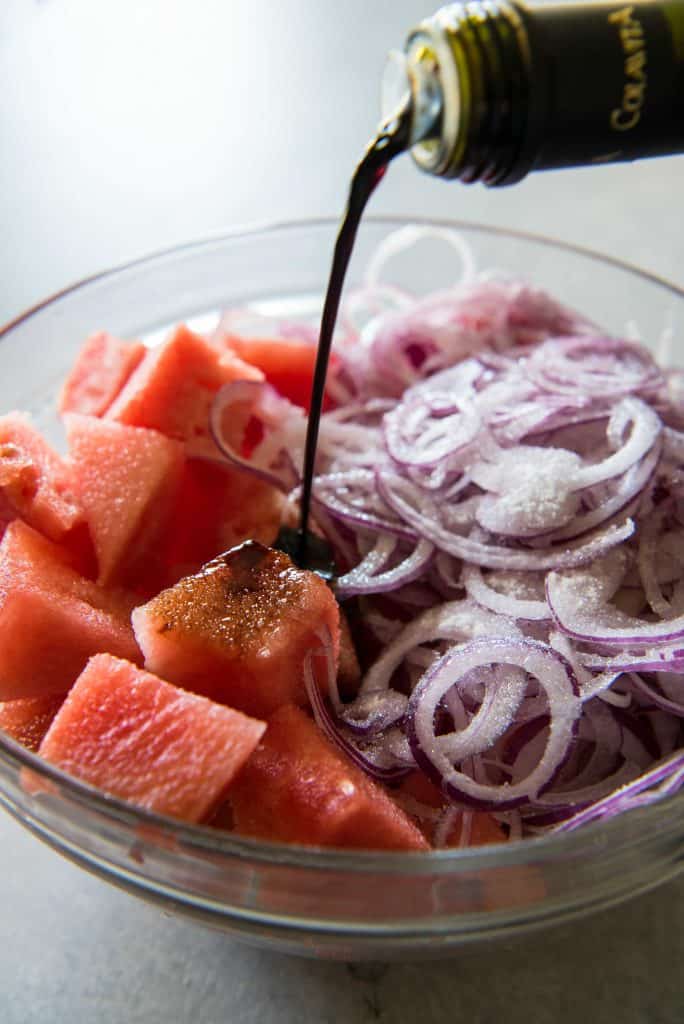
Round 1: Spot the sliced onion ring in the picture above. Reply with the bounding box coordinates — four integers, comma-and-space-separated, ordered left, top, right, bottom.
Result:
303, 626, 412, 783
313, 469, 417, 539
335, 536, 435, 598
553, 750, 684, 832
462, 564, 550, 621
359, 599, 520, 697
378, 468, 636, 570
547, 564, 684, 647
570, 397, 661, 491
209, 380, 304, 491
406, 638, 582, 810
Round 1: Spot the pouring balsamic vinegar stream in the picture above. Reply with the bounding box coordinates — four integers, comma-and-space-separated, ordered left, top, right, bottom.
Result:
276, 102, 414, 574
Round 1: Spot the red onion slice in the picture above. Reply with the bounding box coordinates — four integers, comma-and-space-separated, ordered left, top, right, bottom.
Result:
553, 750, 684, 832
547, 561, 684, 647
562, 700, 625, 788
543, 443, 660, 544
302, 627, 412, 784
210, 380, 305, 491
435, 664, 528, 763
526, 336, 664, 401
406, 638, 582, 809
317, 417, 387, 472
582, 648, 684, 675
382, 361, 484, 469
359, 598, 521, 697
354, 267, 588, 399
663, 425, 684, 462
645, 705, 682, 760
637, 498, 684, 619
384, 397, 482, 469
336, 689, 408, 736
401, 359, 485, 406
462, 565, 550, 621
532, 762, 641, 812
335, 536, 435, 598
433, 806, 470, 849
570, 398, 661, 491
628, 674, 684, 717
312, 469, 417, 540
548, 630, 631, 707
378, 467, 635, 570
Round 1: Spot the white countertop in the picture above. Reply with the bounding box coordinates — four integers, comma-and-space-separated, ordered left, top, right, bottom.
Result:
1, 2, 682, 1020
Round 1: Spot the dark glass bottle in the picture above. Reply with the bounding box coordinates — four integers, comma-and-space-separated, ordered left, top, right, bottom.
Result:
396, 0, 684, 185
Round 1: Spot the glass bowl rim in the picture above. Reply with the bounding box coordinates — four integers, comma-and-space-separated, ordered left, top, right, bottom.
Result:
4, 213, 684, 340
1, 213, 683, 877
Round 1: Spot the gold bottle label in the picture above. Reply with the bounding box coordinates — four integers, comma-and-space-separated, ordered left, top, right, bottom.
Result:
609, 6, 648, 131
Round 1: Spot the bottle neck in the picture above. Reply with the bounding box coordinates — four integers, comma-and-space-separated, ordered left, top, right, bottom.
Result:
404, 0, 684, 186
406, 1, 529, 185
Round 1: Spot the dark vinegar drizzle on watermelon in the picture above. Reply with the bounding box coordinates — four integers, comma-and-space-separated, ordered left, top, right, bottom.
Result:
276, 102, 412, 576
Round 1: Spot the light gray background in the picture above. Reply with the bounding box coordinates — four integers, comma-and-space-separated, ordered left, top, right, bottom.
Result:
1, 2, 682, 1021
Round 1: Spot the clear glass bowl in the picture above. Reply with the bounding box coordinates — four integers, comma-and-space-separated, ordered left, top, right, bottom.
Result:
1, 218, 683, 960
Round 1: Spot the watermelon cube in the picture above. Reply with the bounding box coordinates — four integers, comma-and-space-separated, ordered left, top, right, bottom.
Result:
229, 704, 429, 851
219, 335, 339, 412
154, 457, 284, 589
0, 413, 84, 543
132, 541, 340, 719
106, 324, 262, 457
0, 692, 66, 752
59, 331, 147, 417
65, 413, 183, 585
38, 654, 266, 822
0, 520, 140, 700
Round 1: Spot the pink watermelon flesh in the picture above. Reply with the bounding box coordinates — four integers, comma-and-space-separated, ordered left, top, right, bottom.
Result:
59, 332, 147, 417
65, 413, 183, 585
132, 541, 340, 719
0, 413, 83, 542
38, 653, 266, 822
228, 704, 429, 851
106, 324, 262, 457
0, 518, 135, 615
0, 520, 140, 700
0, 692, 66, 752
152, 457, 284, 590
